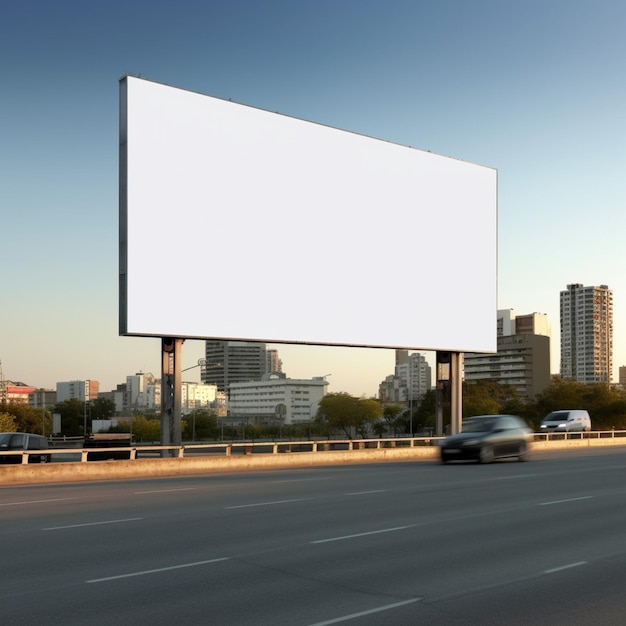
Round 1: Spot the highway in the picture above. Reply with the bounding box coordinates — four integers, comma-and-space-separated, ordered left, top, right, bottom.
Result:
2, 447, 626, 625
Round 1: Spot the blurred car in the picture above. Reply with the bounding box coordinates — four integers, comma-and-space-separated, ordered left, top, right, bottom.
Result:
439, 414, 532, 464
539, 410, 591, 433
0, 432, 51, 464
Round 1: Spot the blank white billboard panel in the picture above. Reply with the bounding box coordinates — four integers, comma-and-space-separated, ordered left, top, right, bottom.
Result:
120, 76, 497, 353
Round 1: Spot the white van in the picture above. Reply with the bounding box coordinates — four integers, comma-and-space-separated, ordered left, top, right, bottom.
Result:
540, 410, 591, 433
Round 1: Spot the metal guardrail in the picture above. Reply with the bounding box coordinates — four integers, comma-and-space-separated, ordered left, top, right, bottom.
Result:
4, 430, 626, 464
5, 436, 438, 464
532, 429, 626, 442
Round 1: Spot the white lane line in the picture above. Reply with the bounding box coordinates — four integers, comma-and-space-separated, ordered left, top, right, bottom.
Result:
225, 498, 310, 509
43, 517, 143, 531
346, 490, 387, 495
312, 525, 411, 544
0, 498, 75, 507
134, 488, 196, 494
86, 557, 230, 583
307, 598, 421, 625
545, 561, 587, 574
539, 496, 593, 506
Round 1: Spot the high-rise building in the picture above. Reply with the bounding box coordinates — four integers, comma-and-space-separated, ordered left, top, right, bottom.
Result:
464, 310, 551, 399
560, 284, 613, 383
265, 349, 283, 375
203, 341, 271, 392
379, 350, 431, 404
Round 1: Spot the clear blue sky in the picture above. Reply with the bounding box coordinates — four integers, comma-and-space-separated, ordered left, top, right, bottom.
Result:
2, 0, 625, 396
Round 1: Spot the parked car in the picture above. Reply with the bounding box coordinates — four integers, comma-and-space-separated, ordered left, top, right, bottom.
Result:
439, 414, 532, 464
539, 410, 591, 433
0, 432, 51, 464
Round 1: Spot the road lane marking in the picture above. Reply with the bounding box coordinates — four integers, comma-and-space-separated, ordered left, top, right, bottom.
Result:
539, 496, 593, 506
225, 498, 310, 509
86, 557, 230, 583
545, 561, 587, 574
311, 525, 411, 544
133, 488, 196, 494
0, 498, 75, 507
346, 490, 387, 495
307, 598, 421, 625
43, 518, 143, 531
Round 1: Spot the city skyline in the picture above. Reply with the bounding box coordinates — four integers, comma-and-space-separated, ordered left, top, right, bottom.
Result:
2, 1, 626, 397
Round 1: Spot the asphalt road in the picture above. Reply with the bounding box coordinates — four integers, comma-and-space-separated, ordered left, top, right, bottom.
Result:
2, 447, 626, 625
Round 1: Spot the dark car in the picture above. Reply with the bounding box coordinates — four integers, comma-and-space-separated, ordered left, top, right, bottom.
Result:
0, 432, 51, 464
439, 415, 532, 464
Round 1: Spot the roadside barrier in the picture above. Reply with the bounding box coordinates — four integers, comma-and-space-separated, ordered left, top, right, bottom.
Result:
2, 431, 625, 485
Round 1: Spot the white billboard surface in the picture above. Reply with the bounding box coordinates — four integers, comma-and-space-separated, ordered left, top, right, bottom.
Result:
120, 76, 497, 353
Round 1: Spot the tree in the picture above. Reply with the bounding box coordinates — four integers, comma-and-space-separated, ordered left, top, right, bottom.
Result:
382, 404, 405, 436
52, 399, 86, 436
182, 409, 218, 441
462, 380, 522, 418
317, 393, 382, 438
129, 415, 160, 442
533, 379, 626, 430
0, 403, 49, 435
354, 398, 383, 438
0, 412, 17, 432
414, 390, 436, 432
90, 397, 117, 420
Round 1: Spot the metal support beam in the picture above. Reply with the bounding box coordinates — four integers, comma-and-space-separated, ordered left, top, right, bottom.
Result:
450, 352, 463, 435
436, 351, 463, 436
161, 338, 184, 451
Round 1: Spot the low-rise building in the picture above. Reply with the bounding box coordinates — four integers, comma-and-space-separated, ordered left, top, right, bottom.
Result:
4, 382, 36, 405
228, 374, 329, 425
28, 388, 57, 409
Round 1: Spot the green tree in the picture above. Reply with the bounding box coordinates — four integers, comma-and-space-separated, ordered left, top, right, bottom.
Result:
0, 403, 49, 435
90, 397, 117, 420
533, 379, 626, 430
182, 410, 218, 441
383, 404, 405, 436
130, 415, 160, 442
462, 380, 521, 417
414, 390, 437, 432
52, 399, 86, 436
0, 412, 17, 432
354, 398, 383, 438
317, 393, 382, 438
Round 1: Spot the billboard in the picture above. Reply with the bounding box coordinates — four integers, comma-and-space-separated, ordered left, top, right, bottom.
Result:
120, 76, 497, 353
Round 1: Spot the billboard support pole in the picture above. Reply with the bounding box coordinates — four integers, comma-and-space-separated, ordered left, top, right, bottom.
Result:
450, 352, 463, 435
436, 351, 463, 436
161, 338, 184, 453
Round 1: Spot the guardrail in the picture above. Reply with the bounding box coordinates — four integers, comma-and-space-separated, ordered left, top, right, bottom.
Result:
4, 430, 626, 464
533, 429, 626, 442
4, 436, 438, 464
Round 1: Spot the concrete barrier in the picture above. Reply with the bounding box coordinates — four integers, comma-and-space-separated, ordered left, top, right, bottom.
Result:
2, 438, 625, 486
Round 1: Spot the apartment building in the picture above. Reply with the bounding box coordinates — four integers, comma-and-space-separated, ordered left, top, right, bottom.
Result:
56, 380, 99, 402
560, 283, 613, 383
203, 341, 273, 392
379, 350, 432, 404
464, 310, 551, 400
